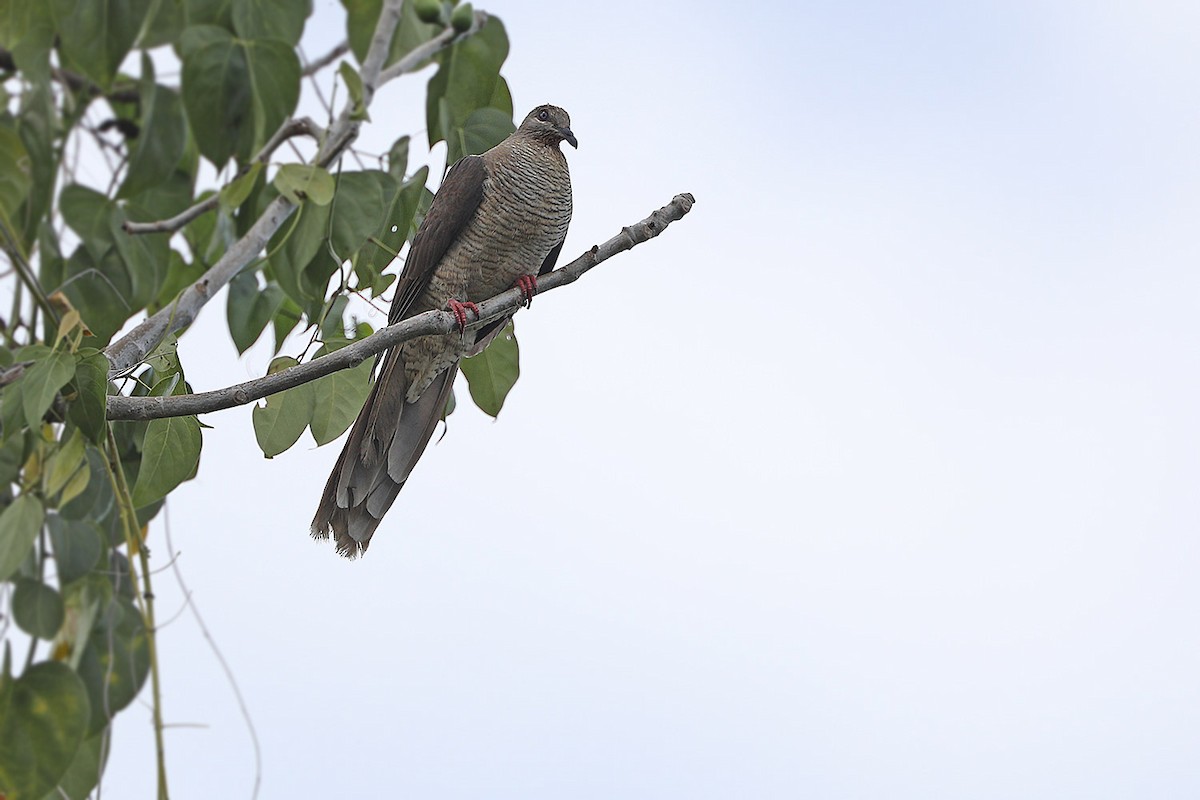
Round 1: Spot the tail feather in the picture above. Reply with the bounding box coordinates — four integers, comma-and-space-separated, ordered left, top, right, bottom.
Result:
311, 353, 458, 558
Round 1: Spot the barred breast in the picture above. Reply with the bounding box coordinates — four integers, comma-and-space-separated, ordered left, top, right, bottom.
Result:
400, 139, 572, 401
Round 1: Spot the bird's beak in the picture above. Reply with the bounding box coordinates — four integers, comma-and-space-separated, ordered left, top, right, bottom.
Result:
559, 127, 578, 149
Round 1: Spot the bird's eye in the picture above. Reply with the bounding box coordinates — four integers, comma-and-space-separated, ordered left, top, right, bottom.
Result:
537, 109, 550, 121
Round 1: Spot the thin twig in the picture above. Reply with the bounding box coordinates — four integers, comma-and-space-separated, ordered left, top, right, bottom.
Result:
103, 429, 170, 800
302, 41, 350, 77
106, 193, 696, 421
0, 220, 59, 326
163, 506, 262, 800
122, 117, 325, 235
121, 194, 220, 236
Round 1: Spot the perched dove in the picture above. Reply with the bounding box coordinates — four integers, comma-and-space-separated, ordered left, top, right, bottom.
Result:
312, 104, 576, 557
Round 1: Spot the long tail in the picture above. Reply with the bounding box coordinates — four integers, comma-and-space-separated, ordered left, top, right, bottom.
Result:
311, 348, 458, 558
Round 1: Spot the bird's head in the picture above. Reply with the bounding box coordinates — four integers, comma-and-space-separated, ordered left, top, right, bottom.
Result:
519, 104, 577, 149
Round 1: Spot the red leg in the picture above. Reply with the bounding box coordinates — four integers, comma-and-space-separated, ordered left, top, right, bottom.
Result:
514, 274, 538, 308
447, 299, 480, 334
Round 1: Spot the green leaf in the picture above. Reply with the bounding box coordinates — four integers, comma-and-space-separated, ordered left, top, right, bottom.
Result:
340, 0, 376, 62
309, 349, 372, 445
252, 356, 315, 457
270, 295, 302, 352
319, 294, 349, 339
183, 0, 234, 29
273, 164, 335, 205
387, 0, 440, 66
232, 0, 310, 44
227, 270, 284, 353
425, 16, 510, 147
42, 730, 107, 800
386, 134, 409, 182
67, 348, 110, 444
75, 594, 149, 734
460, 322, 519, 417
13, 578, 65, 639
277, 170, 396, 308
44, 428, 87, 501
56, 462, 92, 509
152, 249, 206, 314
0, 660, 90, 800
119, 56, 188, 199
58, 185, 113, 259
328, 170, 393, 258
0, 123, 31, 219
338, 60, 368, 121
343, 0, 438, 66
108, 207, 168, 311
447, 105, 514, 164
355, 165, 427, 289
143, 333, 184, 387
219, 161, 263, 210
47, 514, 103, 585
50, 0, 151, 89
0, 0, 55, 82
139, 0, 186, 48
48, 195, 156, 340
60, 447, 114, 523
0, 433, 24, 485
17, 85, 58, 246
20, 348, 76, 430
54, 247, 132, 345
0, 495, 45, 581
0, 364, 27, 443
268, 199, 331, 304
126, 167, 198, 226
129, 415, 202, 507
180, 26, 301, 166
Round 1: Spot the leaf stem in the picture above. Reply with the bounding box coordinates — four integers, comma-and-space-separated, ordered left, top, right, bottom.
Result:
0, 217, 59, 327
103, 426, 171, 800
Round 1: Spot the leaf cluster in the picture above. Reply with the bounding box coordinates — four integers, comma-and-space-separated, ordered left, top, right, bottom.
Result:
0, 0, 523, 795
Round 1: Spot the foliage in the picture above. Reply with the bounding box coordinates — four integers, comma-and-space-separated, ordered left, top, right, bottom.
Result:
0, 0, 522, 795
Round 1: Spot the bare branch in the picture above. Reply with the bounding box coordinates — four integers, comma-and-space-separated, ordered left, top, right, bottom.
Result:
377, 12, 488, 86
121, 194, 220, 236
105, 193, 696, 421
302, 41, 350, 77
260, 117, 325, 158
104, 0, 475, 377
122, 117, 325, 236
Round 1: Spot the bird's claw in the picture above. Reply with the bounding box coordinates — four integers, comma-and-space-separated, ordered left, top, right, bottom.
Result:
447, 299, 480, 335
515, 274, 538, 308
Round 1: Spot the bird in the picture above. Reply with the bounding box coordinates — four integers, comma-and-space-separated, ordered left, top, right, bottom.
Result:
311, 104, 576, 558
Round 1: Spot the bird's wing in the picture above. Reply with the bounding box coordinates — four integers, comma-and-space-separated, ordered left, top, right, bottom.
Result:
539, 232, 568, 276
389, 155, 487, 324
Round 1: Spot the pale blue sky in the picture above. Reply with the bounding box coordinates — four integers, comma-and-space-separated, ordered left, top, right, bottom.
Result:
105, 1, 1199, 797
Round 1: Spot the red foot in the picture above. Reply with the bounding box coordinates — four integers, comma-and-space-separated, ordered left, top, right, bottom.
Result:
447, 299, 480, 334
514, 274, 538, 308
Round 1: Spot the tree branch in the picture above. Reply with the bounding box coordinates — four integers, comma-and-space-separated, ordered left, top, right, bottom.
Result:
122, 117, 325, 235
377, 12, 488, 87
104, 0, 475, 377
122, 194, 219, 237
105, 193, 696, 421
303, 41, 350, 77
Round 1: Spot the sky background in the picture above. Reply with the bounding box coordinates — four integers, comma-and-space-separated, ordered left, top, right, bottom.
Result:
102, 1, 1200, 797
